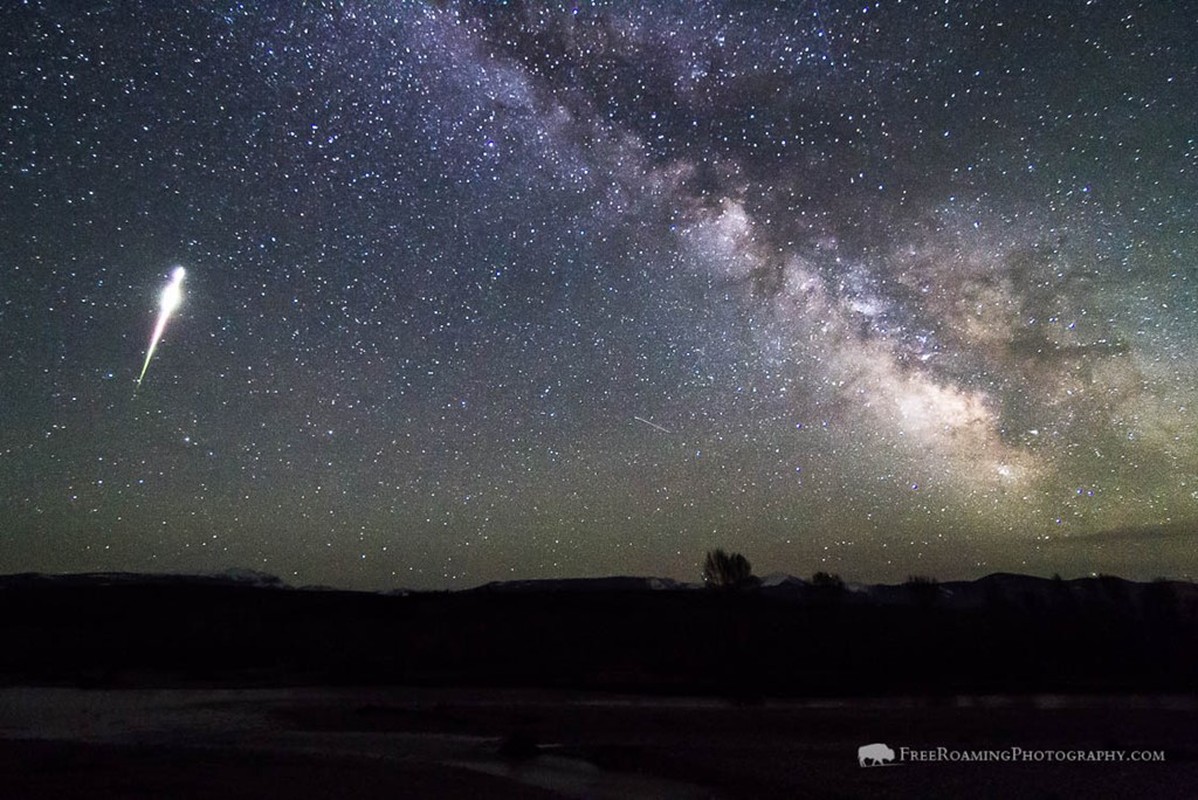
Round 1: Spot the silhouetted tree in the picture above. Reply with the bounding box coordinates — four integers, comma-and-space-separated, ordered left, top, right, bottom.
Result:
811, 571, 845, 590
703, 549, 754, 589
810, 571, 846, 606
904, 575, 940, 608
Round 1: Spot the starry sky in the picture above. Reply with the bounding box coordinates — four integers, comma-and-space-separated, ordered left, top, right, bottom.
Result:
2, 1, 1196, 590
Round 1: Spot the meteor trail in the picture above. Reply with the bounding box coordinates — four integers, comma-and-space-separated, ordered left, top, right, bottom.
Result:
634, 416, 672, 434
136, 266, 186, 391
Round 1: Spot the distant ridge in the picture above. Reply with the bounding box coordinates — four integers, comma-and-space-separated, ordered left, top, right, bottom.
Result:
2, 570, 1194, 604
1, 568, 1195, 694
472, 575, 691, 593
0, 569, 287, 590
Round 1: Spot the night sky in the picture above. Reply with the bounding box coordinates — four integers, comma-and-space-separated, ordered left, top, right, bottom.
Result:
2, 1, 1195, 590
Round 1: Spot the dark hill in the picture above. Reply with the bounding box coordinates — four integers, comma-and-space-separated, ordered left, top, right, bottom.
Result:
1, 571, 1194, 695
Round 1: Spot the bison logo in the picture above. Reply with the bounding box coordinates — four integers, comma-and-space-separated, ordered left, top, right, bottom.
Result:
858, 742, 896, 766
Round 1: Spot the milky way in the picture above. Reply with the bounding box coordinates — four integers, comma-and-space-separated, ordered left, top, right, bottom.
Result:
1, 1, 1195, 589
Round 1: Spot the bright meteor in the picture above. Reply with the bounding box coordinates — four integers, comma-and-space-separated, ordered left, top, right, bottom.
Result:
135, 266, 186, 390
634, 416, 672, 434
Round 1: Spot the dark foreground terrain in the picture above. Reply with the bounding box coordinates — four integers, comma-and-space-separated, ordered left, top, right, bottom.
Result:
0, 571, 1195, 797
3, 571, 1197, 695
0, 688, 1194, 799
